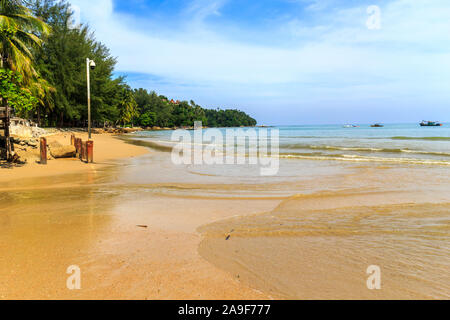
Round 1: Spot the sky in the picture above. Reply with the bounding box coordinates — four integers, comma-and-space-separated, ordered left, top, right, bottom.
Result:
68, 0, 450, 125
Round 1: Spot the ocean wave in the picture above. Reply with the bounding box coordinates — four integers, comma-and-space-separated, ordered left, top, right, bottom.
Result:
282, 144, 450, 157
281, 136, 450, 141
132, 136, 450, 161
278, 153, 450, 166
390, 136, 450, 141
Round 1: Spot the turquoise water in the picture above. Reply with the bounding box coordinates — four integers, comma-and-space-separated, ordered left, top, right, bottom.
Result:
136, 123, 450, 166
276, 123, 450, 165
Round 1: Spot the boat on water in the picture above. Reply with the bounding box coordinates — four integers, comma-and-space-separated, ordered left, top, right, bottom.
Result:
420, 121, 443, 127
371, 123, 384, 128
343, 124, 359, 128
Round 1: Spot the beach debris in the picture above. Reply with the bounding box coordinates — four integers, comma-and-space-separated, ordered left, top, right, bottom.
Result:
225, 229, 235, 240
40, 137, 47, 165
137, 225, 148, 228
26, 140, 38, 148
48, 141, 76, 159
11, 137, 39, 149
9, 151, 21, 164
9, 118, 48, 138
104, 127, 145, 134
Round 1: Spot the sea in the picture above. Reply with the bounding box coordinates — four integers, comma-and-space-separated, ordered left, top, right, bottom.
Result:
130, 123, 450, 299
136, 123, 450, 166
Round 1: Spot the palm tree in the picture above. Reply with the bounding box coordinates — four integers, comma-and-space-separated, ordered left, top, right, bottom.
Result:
0, 0, 50, 80
117, 87, 138, 127
29, 76, 55, 124
0, 0, 49, 160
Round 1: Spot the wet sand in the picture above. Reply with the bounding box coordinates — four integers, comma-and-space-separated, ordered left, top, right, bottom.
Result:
199, 195, 450, 299
0, 132, 148, 186
0, 189, 277, 299
195, 162, 450, 300
1, 135, 449, 299
0, 136, 274, 299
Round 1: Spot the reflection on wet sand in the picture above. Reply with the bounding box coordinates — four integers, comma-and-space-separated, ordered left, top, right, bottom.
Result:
0, 156, 275, 299
199, 194, 450, 299
1, 140, 449, 299
0, 179, 116, 299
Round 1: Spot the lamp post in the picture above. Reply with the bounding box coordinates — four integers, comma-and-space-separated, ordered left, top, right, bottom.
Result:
86, 58, 96, 139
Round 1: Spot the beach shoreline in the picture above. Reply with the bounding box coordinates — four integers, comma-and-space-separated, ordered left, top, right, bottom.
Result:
0, 131, 275, 300
0, 131, 150, 186
1, 129, 449, 300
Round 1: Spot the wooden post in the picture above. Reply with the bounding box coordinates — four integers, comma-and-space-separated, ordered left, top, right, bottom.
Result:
81, 141, 87, 161
76, 138, 82, 159
40, 137, 47, 165
78, 138, 82, 158
87, 140, 94, 163
1, 98, 12, 161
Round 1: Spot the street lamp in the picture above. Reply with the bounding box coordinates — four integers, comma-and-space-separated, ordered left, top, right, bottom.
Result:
86, 58, 96, 139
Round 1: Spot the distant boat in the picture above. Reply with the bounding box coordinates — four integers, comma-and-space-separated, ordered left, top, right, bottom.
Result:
343, 124, 359, 128
371, 123, 384, 127
420, 121, 443, 127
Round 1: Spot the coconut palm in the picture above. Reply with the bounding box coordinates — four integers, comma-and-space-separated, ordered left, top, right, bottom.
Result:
29, 75, 55, 123
0, 0, 50, 80
117, 87, 138, 127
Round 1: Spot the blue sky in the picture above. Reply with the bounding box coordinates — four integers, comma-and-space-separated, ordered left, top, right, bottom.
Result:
70, 0, 450, 125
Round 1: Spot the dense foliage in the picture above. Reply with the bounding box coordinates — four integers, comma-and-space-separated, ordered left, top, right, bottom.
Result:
1, 0, 257, 128
28, 0, 126, 127
0, 0, 50, 80
0, 69, 37, 113
133, 88, 257, 128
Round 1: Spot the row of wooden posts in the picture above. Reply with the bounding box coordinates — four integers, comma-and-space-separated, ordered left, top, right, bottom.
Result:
39, 135, 94, 165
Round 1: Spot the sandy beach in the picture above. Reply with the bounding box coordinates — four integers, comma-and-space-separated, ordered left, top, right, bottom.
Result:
0, 132, 148, 185
1, 129, 449, 300
2, 0, 449, 304
0, 132, 272, 299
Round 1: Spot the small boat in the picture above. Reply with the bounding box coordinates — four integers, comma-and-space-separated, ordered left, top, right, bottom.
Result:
420, 121, 443, 127
371, 123, 384, 127
343, 124, 359, 128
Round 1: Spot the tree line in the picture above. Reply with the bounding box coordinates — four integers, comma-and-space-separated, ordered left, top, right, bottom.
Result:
133, 89, 257, 128
1, 0, 257, 128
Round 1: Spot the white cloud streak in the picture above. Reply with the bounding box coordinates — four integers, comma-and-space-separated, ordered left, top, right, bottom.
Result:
69, 0, 450, 123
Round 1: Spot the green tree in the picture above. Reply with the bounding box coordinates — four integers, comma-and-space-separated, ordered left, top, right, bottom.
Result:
117, 86, 138, 127
131, 88, 256, 128
139, 111, 156, 127
0, 0, 258, 130
0, 0, 50, 80
30, 0, 125, 127
0, 68, 37, 115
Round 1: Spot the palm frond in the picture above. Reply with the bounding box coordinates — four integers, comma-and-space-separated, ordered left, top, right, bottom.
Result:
0, 0, 50, 81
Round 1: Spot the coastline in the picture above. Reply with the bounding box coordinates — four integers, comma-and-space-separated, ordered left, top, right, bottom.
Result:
3, 0, 448, 303
131, 130, 450, 300
0, 132, 274, 299
0, 132, 149, 186
1, 129, 449, 299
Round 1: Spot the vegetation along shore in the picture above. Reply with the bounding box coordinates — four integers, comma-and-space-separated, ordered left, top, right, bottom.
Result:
1, 0, 256, 144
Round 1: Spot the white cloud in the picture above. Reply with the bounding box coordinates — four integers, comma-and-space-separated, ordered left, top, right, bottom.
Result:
69, 0, 450, 123
185, 0, 226, 20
